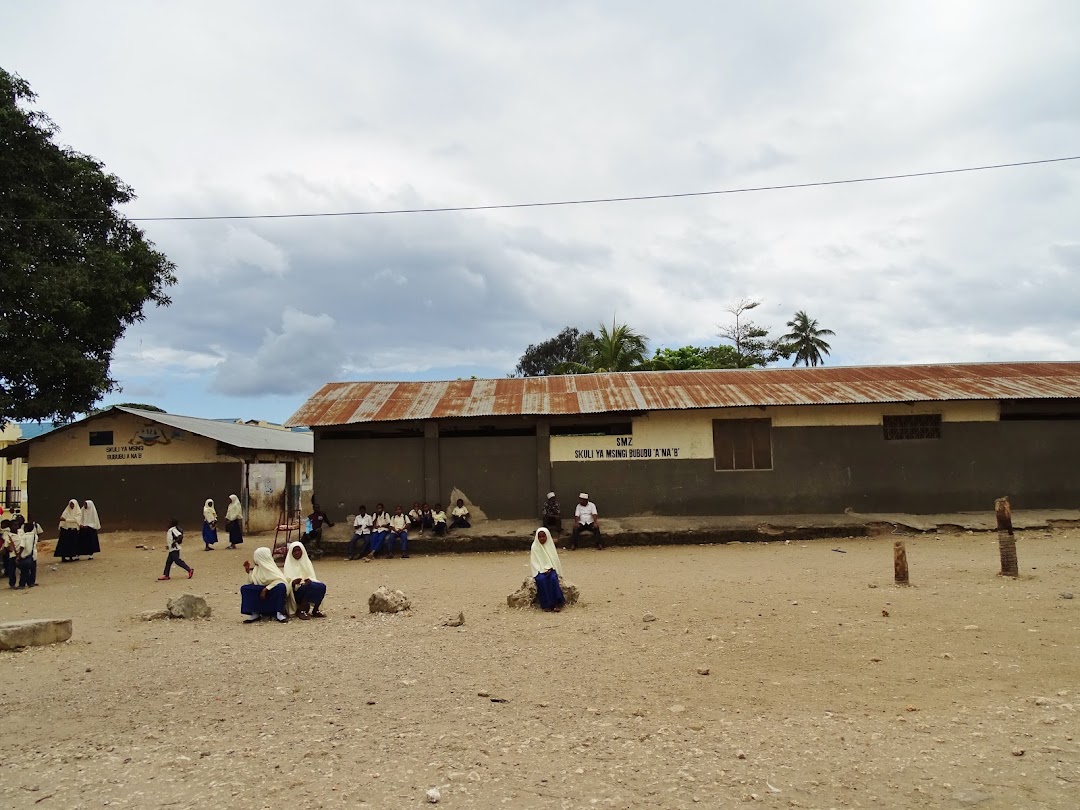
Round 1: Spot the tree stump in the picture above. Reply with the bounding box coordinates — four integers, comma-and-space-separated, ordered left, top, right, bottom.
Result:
995, 496, 1018, 578
894, 540, 909, 585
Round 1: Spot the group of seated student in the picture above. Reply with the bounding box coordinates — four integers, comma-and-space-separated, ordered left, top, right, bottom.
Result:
240, 542, 327, 623
346, 498, 472, 560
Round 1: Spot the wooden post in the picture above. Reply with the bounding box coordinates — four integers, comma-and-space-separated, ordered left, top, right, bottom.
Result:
995, 496, 1018, 578
894, 540, 909, 585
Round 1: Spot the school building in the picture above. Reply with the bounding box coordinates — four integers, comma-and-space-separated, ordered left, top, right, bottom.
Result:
285, 362, 1080, 521
2, 406, 313, 531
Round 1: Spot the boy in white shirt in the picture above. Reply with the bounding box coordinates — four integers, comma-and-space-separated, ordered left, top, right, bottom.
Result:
387, 505, 410, 558
570, 492, 603, 550
158, 519, 194, 580
431, 504, 448, 536
450, 499, 471, 530
348, 505, 374, 560
367, 503, 392, 559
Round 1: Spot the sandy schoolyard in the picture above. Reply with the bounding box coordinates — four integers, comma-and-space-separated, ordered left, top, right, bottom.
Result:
0, 528, 1077, 809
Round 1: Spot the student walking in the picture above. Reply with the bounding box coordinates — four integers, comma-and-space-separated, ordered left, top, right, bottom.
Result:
158, 519, 194, 581
16, 520, 39, 588
202, 498, 219, 550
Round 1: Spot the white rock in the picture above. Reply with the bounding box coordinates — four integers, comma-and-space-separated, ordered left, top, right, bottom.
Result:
425, 787, 441, 803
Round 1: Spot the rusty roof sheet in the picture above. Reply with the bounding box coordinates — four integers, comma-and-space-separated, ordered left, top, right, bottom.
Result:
284, 362, 1080, 427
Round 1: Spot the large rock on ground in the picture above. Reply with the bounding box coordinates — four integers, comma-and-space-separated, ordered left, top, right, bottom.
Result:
167, 594, 212, 619
0, 619, 73, 650
507, 577, 579, 609
369, 586, 411, 614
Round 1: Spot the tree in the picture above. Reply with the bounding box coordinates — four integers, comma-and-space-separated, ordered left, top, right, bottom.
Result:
565, 318, 650, 373
0, 68, 176, 425
717, 299, 785, 368
514, 327, 594, 377
648, 345, 742, 370
780, 310, 835, 367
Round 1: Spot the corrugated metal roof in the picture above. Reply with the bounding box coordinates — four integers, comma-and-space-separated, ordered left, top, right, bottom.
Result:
115, 408, 313, 453
284, 362, 1080, 427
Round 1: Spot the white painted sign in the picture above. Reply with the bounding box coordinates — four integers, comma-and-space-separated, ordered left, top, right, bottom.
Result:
551, 435, 684, 462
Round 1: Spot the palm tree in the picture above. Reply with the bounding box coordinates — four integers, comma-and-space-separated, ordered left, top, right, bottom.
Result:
780, 311, 835, 367
558, 318, 649, 373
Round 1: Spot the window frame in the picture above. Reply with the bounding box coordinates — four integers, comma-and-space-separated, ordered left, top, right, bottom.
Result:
712, 417, 773, 472
88, 430, 114, 447
882, 413, 942, 441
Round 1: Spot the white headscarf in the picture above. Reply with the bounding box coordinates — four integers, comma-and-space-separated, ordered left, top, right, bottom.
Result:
529, 527, 563, 577
248, 546, 296, 614
82, 500, 101, 530
226, 494, 243, 521
60, 499, 82, 529
283, 541, 319, 584
203, 499, 217, 523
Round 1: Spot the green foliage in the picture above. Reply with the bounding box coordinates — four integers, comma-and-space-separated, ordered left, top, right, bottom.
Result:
0, 68, 176, 424
648, 345, 741, 370
717, 299, 787, 368
514, 327, 595, 377
582, 319, 649, 372
780, 310, 835, 367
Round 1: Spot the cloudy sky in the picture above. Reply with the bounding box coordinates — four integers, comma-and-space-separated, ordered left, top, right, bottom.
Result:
4, 1, 1079, 422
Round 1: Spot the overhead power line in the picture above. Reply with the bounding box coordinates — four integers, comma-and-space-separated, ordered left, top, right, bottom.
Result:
6, 155, 1079, 223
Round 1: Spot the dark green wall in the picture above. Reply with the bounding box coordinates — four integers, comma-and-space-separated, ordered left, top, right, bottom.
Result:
553, 421, 1080, 515
314, 418, 1080, 519
28, 462, 241, 531
439, 436, 538, 519
313, 436, 426, 521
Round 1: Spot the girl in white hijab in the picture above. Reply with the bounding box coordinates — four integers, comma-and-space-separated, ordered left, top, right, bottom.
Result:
225, 494, 244, 549
284, 540, 327, 619
530, 527, 565, 612
202, 499, 219, 550
240, 546, 294, 623
55, 499, 82, 562
77, 500, 101, 559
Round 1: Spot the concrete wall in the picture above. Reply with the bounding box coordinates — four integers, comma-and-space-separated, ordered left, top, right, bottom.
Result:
29, 412, 222, 467
439, 436, 538, 518
28, 462, 242, 531
553, 420, 1080, 515
313, 435, 426, 521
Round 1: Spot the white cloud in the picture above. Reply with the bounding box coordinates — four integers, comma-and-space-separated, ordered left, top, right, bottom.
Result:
3, 1, 1080, 418
211, 308, 346, 396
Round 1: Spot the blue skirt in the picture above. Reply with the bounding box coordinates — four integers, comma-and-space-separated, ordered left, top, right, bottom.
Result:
202, 521, 218, 545
227, 519, 243, 545
535, 570, 565, 610
240, 582, 286, 616
295, 581, 327, 608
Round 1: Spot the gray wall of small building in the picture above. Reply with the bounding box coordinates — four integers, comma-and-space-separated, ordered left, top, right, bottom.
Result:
27, 462, 242, 531
312, 412, 1080, 521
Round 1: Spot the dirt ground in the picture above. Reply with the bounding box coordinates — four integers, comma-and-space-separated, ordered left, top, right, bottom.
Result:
1, 527, 1077, 809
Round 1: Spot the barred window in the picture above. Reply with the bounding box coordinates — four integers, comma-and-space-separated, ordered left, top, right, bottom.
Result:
713, 418, 772, 470
882, 414, 941, 440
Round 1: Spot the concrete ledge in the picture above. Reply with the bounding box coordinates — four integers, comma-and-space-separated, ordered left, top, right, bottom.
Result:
304, 508, 1080, 558
0, 619, 73, 651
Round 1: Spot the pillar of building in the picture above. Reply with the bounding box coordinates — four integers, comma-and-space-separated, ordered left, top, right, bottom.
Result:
536, 419, 551, 510
424, 422, 440, 506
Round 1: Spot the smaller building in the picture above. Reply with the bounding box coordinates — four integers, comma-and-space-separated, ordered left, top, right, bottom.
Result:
2, 407, 313, 531
0, 421, 27, 516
